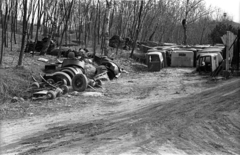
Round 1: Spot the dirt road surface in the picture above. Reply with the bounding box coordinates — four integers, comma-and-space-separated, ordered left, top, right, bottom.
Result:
1, 68, 240, 155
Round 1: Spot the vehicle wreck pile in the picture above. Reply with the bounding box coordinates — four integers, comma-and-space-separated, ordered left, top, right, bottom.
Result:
135, 41, 239, 79
30, 49, 123, 100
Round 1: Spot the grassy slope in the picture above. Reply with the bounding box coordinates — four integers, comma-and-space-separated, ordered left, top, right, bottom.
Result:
0, 23, 82, 102
0, 26, 138, 119
0, 30, 56, 103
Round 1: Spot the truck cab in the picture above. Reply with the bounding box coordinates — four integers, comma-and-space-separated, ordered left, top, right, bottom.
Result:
197, 53, 221, 72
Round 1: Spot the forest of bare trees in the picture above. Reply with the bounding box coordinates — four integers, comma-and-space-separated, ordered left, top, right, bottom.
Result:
0, 0, 236, 67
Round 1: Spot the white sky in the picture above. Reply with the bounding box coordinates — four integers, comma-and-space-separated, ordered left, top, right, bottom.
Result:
205, 0, 240, 22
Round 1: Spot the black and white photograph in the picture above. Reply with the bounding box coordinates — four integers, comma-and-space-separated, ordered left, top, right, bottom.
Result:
0, 0, 240, 154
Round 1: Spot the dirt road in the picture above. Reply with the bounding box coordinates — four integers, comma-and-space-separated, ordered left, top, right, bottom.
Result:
1, 68, 240, 155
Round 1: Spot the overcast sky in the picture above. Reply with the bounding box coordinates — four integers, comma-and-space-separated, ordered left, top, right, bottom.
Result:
205, 0, 240, 22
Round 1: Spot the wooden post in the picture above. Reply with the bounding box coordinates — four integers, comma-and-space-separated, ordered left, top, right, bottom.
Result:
237, 29, 240, 71
226, 31, 230, 71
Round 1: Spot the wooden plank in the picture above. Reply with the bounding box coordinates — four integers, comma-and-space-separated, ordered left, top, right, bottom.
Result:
221, 35, 227, 45
229, 32, 236, 63
237, 30, 240, 71
226, 31, 230, 70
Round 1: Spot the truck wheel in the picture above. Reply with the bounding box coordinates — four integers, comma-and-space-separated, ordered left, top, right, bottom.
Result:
72, 74, 88, 92
47, 90, 57, 99
31, 82, 40, 89
47, 78, 55, 84
55, 88, 63, 97
95, 79, 102, 87
60, 85, 69, 94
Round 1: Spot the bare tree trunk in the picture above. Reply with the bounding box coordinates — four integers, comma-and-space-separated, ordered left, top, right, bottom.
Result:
182, 0, 204, 45
65, 29, 68, 45
32, 0, 44, 57
117, 4, 123, 36
74, 18, 78, 41
182, 0, 189, 45
0, 10, 4, 67
100, 12, 106, 55
58, 0, 74, 58
0, 0, 9, 66
103, 0, 112, 56
130, 1, 138, 40
78, 1, 81, 43
78, 18, 82, 43
97, 0, 101, 44
109, 2, 115, 37
10, 0, 16, 51
13, 0, 18, 44
83, 0, 91, 48
92, 1, 97, 56
18, 0, 28, 66
30, 11, 36, 39
3, 0, 9, 48
149, 24, 158, 41
130, 0, 144, 58
199, 18, 207, 44
10, 11, 13, 51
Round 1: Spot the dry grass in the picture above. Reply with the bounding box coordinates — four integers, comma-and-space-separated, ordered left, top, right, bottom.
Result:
0, 29, 144, 119
0, 68, 32, 101
0, 52, 46, 103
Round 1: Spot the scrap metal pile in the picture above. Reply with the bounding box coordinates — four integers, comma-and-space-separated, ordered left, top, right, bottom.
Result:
109, 35, 133, 50
30, 49, 123, 100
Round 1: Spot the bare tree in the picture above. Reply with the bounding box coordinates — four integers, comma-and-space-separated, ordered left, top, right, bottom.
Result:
130, 0, 144, 58
17, 0, 28, 66
182, 0, 205, 45
0, 0, 4, 67
92, 0, 98, 55
0, 0, 12, 66
102, 0, 112, 56
58, 0, 75, 58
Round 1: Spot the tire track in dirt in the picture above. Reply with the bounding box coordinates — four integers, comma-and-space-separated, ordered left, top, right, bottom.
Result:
2, 78, 239, 155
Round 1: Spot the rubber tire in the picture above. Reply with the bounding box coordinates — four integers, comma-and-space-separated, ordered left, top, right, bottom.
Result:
47, 90, 57, 99
53, 72, 72, 86
72, 74, 88, 92
47, 78, 55, 84
95, 79, 102, 88
61, 67, 79, 78
61, 79, 67, 86
32, 82, 40, 88
55, 88, 62, 97
60, 85, 69, 94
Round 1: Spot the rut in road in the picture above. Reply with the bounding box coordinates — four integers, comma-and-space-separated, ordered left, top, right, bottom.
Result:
4, 79, 240, 155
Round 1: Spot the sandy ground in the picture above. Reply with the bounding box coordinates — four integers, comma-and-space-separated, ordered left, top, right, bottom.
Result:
0, 68, 240, 155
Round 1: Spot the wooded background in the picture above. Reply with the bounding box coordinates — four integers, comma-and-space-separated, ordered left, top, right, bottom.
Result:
0, 0, 239, 66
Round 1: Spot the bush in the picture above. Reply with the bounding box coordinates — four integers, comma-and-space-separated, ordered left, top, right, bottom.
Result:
209, 22, 238, 44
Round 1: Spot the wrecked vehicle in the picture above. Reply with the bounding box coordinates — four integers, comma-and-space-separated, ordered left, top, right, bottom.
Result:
30, 48, 124, 100
24, 36, 56, 55
43, 53, 88, 92
31, 74, 68, 100
91, 55, 122, 80
196, 53, 223, 74
146, 52, 164, 72
43, 51, 123, 90
48, 48, 89, 58
109, 35, 133, 50
196, 48, 224, 73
